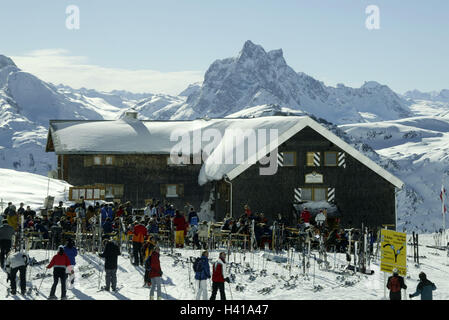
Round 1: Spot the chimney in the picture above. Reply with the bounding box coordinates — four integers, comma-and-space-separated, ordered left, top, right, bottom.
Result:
124, 110, 138, 120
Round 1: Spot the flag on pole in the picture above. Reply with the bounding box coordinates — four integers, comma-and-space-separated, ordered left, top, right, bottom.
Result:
441, 185, 447, 215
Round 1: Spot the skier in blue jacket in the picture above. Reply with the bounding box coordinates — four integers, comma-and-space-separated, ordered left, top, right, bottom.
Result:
64, 238, 78, 286
194, 250, 211, 300
409, 272, 436, 300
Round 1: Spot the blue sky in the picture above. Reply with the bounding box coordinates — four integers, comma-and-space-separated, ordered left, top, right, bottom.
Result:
1, 0, 448, 95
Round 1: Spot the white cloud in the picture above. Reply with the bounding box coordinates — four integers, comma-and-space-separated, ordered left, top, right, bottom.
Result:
11, 49, 204, 96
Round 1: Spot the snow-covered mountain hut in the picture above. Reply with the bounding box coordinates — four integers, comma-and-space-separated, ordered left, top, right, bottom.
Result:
45, 115, 403, 228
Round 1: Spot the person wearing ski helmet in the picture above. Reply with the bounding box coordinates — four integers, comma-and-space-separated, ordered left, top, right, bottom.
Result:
46, 245, 71, 300
409, 272, 436, 300
386, 268, 407, 300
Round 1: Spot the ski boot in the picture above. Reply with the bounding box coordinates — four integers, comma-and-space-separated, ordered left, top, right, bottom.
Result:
48, 295, 58, 300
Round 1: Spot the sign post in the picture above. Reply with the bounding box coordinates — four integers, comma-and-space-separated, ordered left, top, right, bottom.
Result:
381, 229, 407, 300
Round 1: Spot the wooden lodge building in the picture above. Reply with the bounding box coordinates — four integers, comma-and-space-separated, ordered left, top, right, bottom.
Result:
45, 113, 404, 229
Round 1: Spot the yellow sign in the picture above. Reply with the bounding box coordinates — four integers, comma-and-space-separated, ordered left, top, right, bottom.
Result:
380, 229, 407, 276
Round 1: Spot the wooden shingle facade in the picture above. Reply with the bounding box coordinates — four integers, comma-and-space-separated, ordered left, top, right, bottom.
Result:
212, 126, 397, 228
46, 116, 403, 229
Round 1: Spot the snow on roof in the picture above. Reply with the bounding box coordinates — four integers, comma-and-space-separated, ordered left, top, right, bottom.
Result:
48, 116, 403, 189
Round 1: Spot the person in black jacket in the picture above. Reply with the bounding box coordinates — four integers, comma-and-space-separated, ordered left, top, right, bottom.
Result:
0, 219, 15, 269
387, 268, 407, 300
99, 239, 121, 291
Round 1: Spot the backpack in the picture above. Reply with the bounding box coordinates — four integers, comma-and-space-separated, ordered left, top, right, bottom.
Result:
190, 216, 199, 226
193, 257, 203, 273
389, 277, 401, 293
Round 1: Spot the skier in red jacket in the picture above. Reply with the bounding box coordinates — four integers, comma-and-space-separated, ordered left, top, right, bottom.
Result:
300, 208, 311, 226
173, 210, 187, 248
148, 246, 163, 300
210, 252, 230, 300
46, 245, 71, 300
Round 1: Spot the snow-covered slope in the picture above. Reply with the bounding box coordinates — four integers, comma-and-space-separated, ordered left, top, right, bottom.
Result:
226, 104, 306, 119
126, 94, 186, 120
340, 115, 449, 233
0, 168, 71, 209
2, 234, 449, 300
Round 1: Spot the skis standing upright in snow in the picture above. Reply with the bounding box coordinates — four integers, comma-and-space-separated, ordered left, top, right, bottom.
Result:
412, 231, 420, 266
170, 217, 174, 255
20, 214, 25, 251
119, 217, 124, 254
99, 210, 103, 253
75, 210, 81, 249
249, 220, 256, 251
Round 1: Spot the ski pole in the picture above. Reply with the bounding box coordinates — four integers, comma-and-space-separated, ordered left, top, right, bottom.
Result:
37, 267, 49, 294
228, 282, 233, 300
162, 277, 168, 298
98, 255, 103, 289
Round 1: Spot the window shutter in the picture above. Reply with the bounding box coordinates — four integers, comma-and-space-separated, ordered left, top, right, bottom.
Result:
338, 152, 346, 168
313, 152, 321, 167
177, 184, 184, 196
277, 152, 284, 167
294, 188, 302, 203
328, 187, 335, 203
160, 184, 167, 196
84, 156, 93, 167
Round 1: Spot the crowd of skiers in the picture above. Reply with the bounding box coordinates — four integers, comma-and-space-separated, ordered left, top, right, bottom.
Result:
0, 199, 440, 300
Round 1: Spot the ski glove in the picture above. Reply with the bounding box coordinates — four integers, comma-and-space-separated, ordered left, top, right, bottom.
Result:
409, 294, 413, 299
225, 277, 230, 283
159, 271, 163, 276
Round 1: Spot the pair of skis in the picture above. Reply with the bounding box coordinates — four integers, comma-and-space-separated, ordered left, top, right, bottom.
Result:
412, 232, 420, 265
97, 285, 124, 293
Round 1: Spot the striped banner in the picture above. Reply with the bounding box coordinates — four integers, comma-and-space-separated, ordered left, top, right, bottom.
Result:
277, 152, 284, 167
328, 187, 335, 203
313, 152, 321, 167
338, 152, 346, 168
294, 188, 302, 203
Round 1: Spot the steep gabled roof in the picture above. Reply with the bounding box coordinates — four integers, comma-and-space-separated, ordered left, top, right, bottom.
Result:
47, 116, 404, 189
219, 116, 404, 189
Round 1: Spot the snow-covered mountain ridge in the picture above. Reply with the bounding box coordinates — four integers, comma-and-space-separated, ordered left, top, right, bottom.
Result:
1, 40, 449, 232
148, 41, 412, 124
